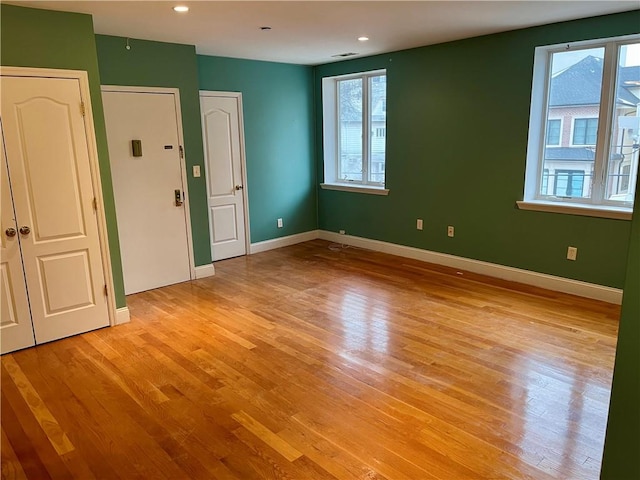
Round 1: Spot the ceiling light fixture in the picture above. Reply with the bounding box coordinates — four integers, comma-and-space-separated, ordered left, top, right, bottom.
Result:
173, 6, 189, 13
332, 52, 358, 58
358, 36, 369, 42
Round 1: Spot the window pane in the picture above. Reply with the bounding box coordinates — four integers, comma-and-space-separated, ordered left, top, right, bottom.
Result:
369, 75, 386, 184
606, 42, 640, 203
338, 78, 363, 182
573, 118, 598, 145
546, 119, 561, 145
541, 168, 549, 195
553, 170, 585, 197
542, 47, 604, 199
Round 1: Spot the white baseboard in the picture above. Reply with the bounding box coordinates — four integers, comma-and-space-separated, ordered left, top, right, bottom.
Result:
250, 230, 321, 254
319, 230, 623, 305
194, 264, 215, 279
115, 307, 130, 325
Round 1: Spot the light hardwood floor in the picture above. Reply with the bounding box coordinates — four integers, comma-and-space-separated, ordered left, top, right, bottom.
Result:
1, 240, 620, 479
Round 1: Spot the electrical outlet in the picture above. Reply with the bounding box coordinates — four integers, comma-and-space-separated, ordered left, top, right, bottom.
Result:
192, 165, 201, 177
447, 225, 455, 237
277, 218, 283, 228
339, 230, 346, 235
416, 219, 423, 231
567, 246, 578, 261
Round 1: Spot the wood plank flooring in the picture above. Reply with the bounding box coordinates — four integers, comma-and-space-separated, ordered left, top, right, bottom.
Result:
1, 240, 620, 479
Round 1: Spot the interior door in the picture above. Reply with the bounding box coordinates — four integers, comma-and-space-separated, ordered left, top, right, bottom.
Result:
200, 93, 247, 261
102, 89, 192, 294
1, 136, 35, 353
1, 76, 110, 345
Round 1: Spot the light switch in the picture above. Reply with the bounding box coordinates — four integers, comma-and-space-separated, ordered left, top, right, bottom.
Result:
193, 165, 201, 177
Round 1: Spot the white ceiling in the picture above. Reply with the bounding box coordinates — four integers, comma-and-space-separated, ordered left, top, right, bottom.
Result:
8, 1, 640, 65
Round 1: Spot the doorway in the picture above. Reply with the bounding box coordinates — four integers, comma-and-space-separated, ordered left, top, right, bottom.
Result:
200, 92, 249, 261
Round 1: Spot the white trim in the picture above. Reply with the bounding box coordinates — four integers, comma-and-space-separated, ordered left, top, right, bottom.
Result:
0, 67, 120, 329
101, 85, 197, 280
320, 183, 390, 195
516, 200, 632, 220
318, 231, 623, 304
199, 90, 251, 255
250, 230, 320, 254
194, 264, 215, 279
115, 307, 130, 325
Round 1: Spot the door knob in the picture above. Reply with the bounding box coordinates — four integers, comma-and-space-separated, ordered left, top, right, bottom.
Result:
5, 227, 16, 237
235, 185, 243, 190
19, 226, 30, 235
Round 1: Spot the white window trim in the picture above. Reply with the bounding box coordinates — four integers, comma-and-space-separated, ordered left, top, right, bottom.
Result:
322, 69, 388, 194
320, 183, 389, 195
521, 33, 639, 218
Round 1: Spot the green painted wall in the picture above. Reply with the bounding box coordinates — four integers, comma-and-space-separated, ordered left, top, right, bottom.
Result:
315, 11, 640, 288
95, 35, 211, 266
601, 182, 640, 479
197, 56, 316, 243
1, 5, 126, 308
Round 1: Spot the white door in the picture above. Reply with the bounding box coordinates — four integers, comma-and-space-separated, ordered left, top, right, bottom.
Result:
102, 89, 192, 294
1, 76, 110, 346
200, 93, 247, 261
1, 138, 35, 353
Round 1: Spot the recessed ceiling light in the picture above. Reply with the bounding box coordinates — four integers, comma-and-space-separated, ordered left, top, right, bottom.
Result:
358, 36, 369, 42
173, 6, 189, 13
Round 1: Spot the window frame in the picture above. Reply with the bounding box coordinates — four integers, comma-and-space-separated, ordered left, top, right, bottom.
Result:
321, 69, 389, 195
519, 34, 639, 219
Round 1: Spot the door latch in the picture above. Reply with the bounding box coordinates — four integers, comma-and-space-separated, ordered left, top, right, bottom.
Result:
174, 189, 183, 206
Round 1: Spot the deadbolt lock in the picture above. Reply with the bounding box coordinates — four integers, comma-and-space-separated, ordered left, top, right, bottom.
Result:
174, 189, 183, 207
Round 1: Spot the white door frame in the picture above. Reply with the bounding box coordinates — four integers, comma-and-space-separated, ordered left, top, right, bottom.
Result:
1, 66, 118, 327
199, 90, 251, 255
102, 85, 196, 280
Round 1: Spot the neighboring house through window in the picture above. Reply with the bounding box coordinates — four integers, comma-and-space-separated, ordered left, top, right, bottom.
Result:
521, 34, 640, 216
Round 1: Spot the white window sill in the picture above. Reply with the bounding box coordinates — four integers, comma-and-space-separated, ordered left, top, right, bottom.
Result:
516, 200, 632, 220
320, 183, 390, 196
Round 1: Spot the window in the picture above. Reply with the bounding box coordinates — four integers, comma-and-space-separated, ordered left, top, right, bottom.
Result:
620, 164, 631, 192
546, 119, 561, 146
321, 70, 388, 194
521, 35, 639, 217
541, 168, 550, 194
553, 170, 585, 197
572, 118, 598, 145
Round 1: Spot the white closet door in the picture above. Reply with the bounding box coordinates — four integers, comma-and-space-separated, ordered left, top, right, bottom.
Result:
1, 76, 110, 345
200, 93, 247, 261
0, 136, 35, 354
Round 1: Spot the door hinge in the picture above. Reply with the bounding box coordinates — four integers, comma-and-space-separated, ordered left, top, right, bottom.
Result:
81, 102, 86, 117
104, 285, 108, 296
179, 145, 184, 159
92, 197, 98, 211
